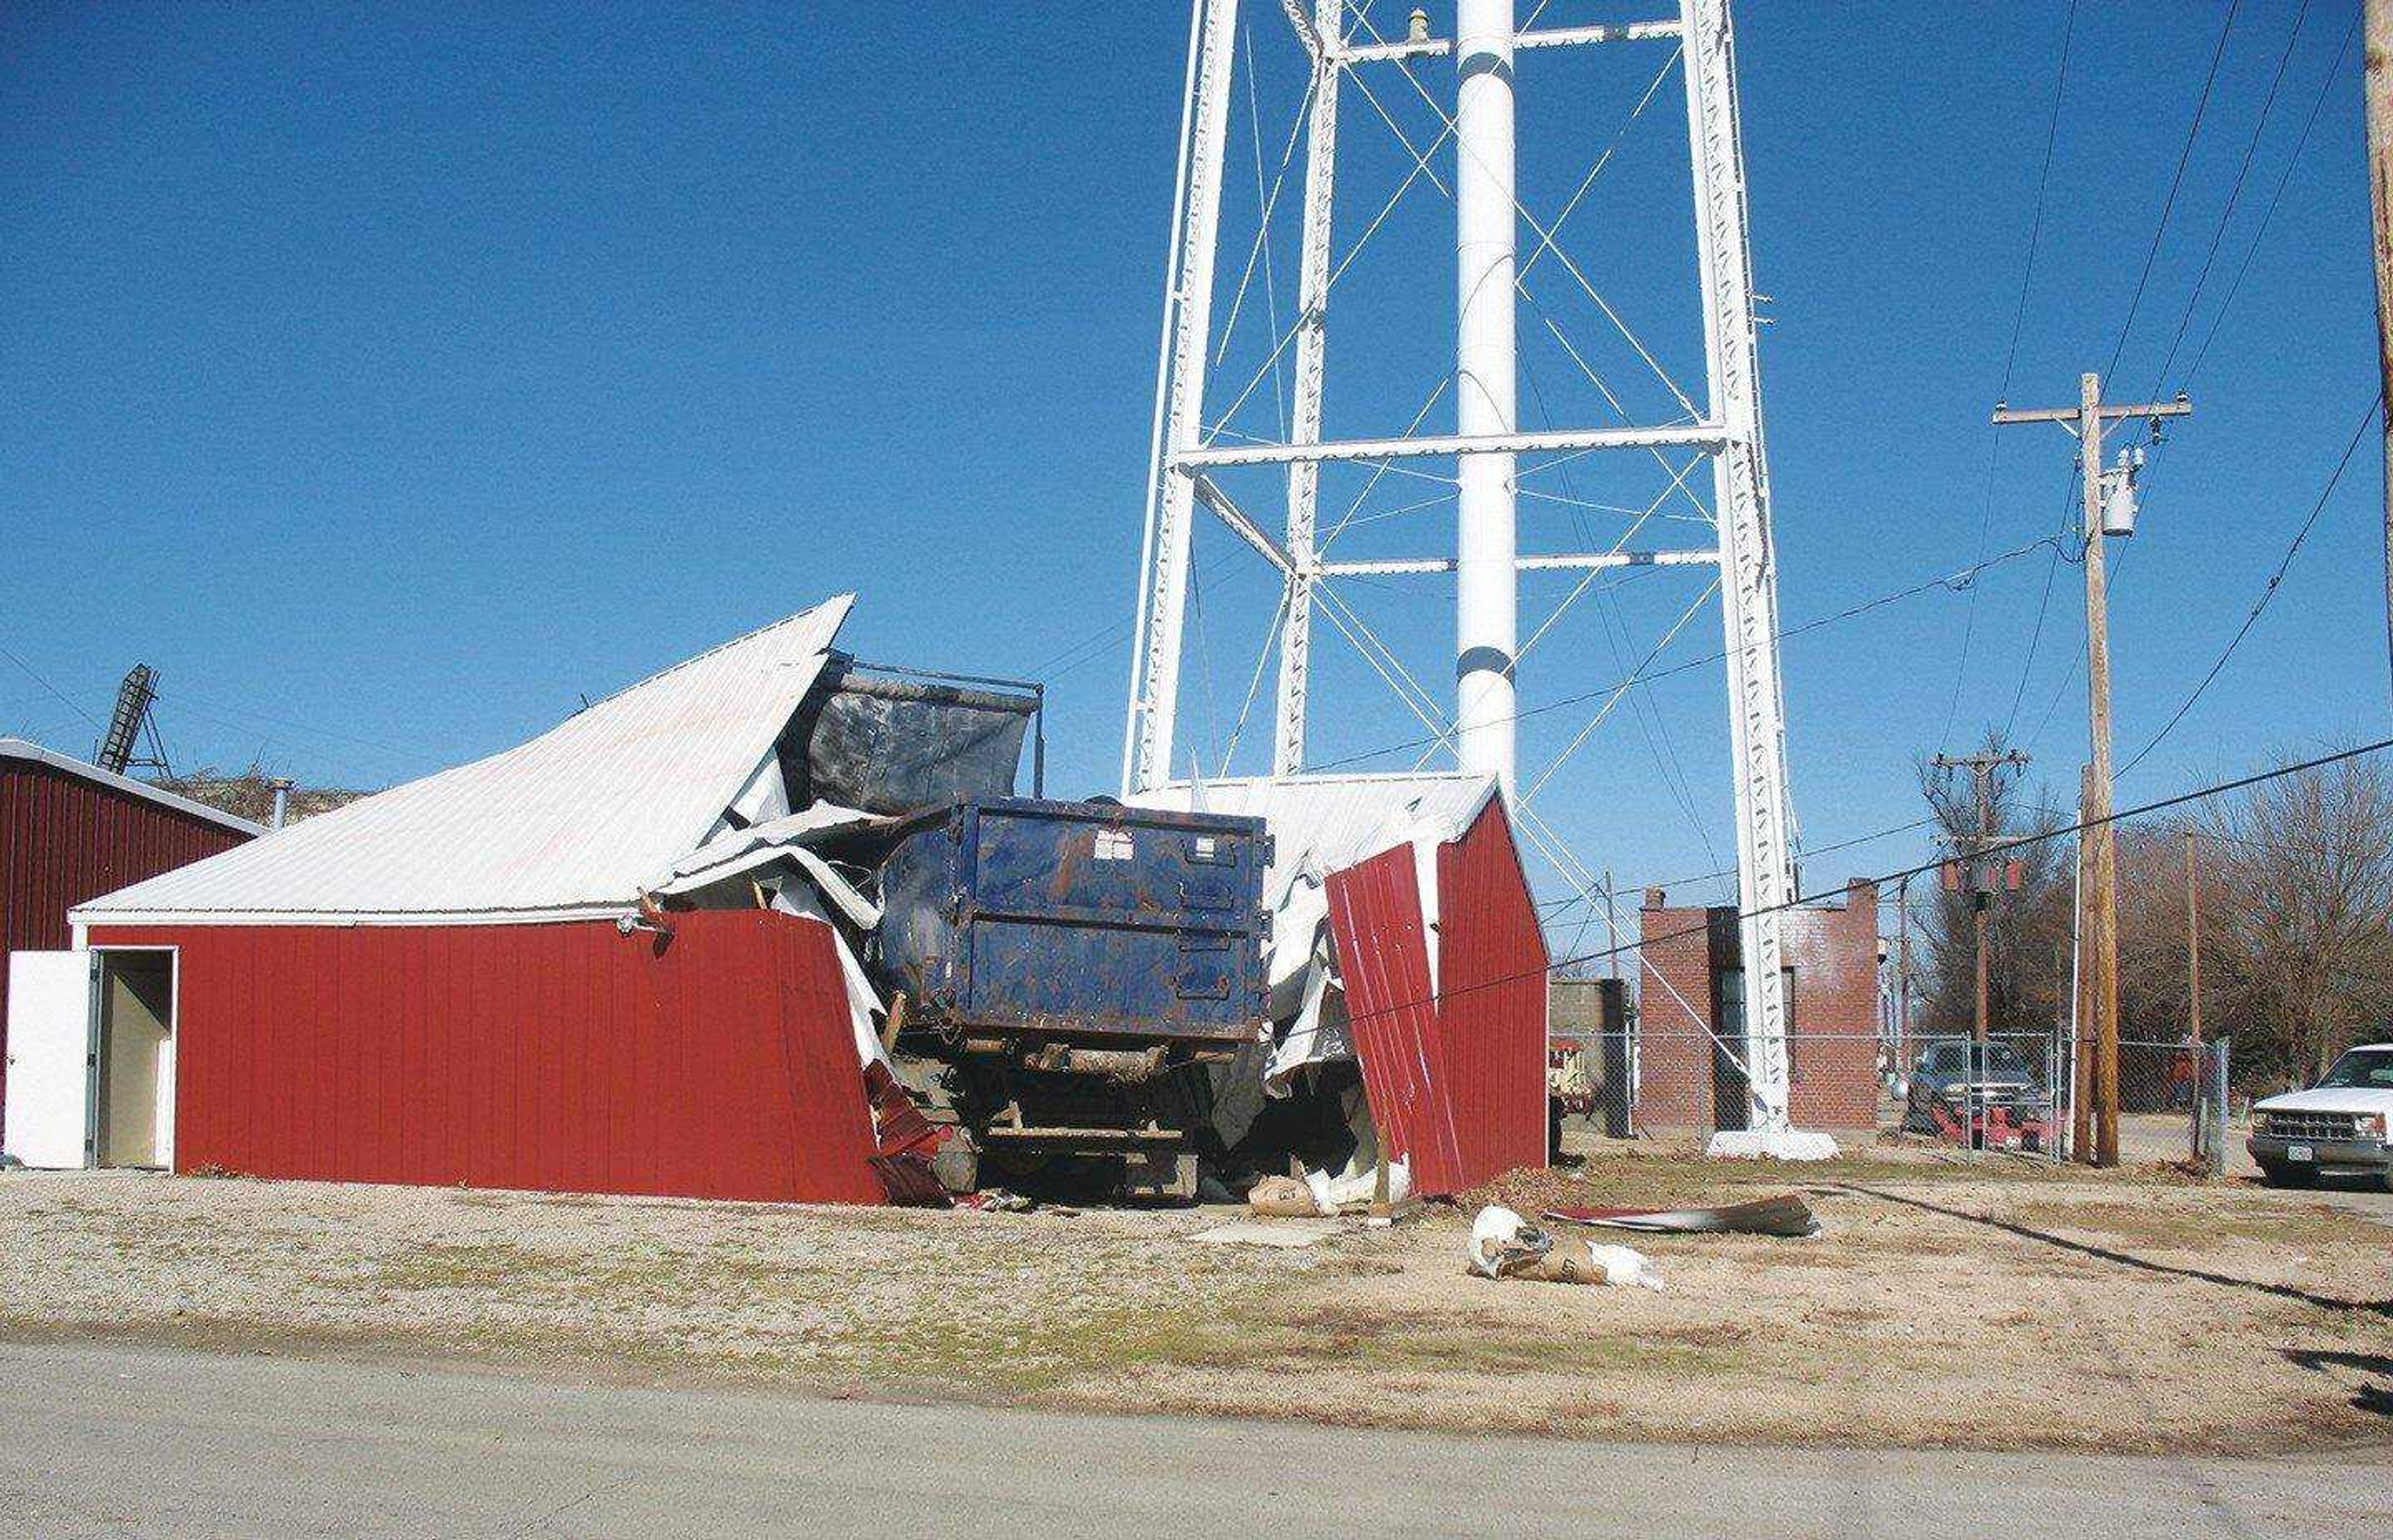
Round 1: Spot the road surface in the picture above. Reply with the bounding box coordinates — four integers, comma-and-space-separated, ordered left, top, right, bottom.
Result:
0, 1341, 2384, 1538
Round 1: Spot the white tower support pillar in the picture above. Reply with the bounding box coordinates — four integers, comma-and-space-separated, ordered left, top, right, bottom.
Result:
1453, 0, 1519, 796
1271, 0, 1344, 776
1683, 0, 1796, 1133
1126, 0, 1243, 796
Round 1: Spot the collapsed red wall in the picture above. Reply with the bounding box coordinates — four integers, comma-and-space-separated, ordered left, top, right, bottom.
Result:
1433, 797, 1550, 1183
85, 911, 884, 1205
1327, 798, 1548, 1195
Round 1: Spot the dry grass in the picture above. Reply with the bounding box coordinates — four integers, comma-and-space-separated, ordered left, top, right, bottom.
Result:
2, 1159, 2387, 1454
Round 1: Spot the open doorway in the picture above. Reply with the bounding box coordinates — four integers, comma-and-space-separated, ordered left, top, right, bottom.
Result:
95, 949, 173, 1169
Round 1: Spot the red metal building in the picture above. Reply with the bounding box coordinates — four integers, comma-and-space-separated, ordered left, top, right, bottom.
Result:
0, 739, 258, 1128
25, 603, 898, 1202
80, 911, 887, 1204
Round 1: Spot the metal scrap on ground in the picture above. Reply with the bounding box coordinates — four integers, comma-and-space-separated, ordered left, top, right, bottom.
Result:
1540, 1192, 1821, 1238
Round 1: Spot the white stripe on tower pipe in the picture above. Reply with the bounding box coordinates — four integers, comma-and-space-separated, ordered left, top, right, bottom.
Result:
1454, 0, 1518, 796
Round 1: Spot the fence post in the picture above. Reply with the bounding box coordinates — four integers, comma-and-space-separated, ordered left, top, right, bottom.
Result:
2207, 1036, 2230, 1179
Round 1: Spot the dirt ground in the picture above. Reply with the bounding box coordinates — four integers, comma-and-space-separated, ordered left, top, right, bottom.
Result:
2, 1153, 2386, 1455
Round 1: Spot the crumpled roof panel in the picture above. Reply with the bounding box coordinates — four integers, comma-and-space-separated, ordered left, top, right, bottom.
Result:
1132, 772, 1498, 908
76, 597, 854, 923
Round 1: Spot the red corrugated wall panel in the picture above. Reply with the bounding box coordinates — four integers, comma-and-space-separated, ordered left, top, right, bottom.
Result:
85, 911, 886, 1205
0, 759, 251, 1131
1432, 797, 1550, 1186
1326, 842, 1467, 1195
1325, 799, 1548, 1197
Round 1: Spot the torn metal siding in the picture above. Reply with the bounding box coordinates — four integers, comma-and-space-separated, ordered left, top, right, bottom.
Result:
75, 598, 853, 925
1326, 842, 1468, 1195
85, 911, 886, 1205
1, 747, 256, 1133
1324, 797, 1548, 1197
1431, 797, 1550, 1186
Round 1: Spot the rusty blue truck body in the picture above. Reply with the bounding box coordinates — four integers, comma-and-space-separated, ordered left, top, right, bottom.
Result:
876, 796, 1270, 1043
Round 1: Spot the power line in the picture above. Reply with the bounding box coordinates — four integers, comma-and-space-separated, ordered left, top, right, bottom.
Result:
2116, 389, 2382, 777
2141, 0, 2314, 399
1942, 0, 2081, 751
0, 644, 99, 730
2180, 6, 2361, 387
1347, 735, 2393, 1027
2103, 0, 2245, 384
1304, 533, 2066, 776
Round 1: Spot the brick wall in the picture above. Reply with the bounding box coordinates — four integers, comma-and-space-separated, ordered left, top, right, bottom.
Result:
1636, 880, 1881, 1136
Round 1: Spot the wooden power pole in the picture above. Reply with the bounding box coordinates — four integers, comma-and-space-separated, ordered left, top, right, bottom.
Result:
2368, 0, 2393, 696
1995, 376, 2191, 1167
2184, 827, 2203, 1050
1931, 749, 2030, 1047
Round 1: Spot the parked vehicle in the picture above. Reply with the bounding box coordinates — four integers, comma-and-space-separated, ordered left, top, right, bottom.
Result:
1903, 1039, 2053, 1152
2246, 1043, 2393, 1190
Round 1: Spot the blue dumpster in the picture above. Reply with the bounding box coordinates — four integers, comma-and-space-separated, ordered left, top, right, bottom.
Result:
877, 796, 1270, 1044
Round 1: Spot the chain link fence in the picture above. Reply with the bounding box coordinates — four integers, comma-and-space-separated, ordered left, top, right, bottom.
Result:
1549, 1027, 2234, 1169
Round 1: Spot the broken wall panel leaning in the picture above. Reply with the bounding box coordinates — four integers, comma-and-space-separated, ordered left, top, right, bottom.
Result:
1325, 796, 1549, 1199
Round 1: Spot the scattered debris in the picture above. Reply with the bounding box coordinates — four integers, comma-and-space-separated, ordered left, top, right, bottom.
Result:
1543, 1191, 1820, 1238
1248, 1175, 1324, 1217
1467, 1205, 1666, 1288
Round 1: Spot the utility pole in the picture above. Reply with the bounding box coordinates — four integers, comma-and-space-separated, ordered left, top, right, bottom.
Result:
2072, 765, 2094, 1163
1994, 375, 2190, 1167
2367, 0, 2393, 697
1895, 872, 1912, 1073
2184, 827, 2203, 1050
1931, 749, 2030, 1045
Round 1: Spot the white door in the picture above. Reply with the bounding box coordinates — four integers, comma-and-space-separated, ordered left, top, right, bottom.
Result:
6, 951, 94, 1169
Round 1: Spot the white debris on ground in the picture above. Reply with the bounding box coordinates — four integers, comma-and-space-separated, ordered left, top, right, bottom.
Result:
1466, 1204, 1666, 1290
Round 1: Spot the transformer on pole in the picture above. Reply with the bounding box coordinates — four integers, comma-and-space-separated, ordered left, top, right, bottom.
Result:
1122, 0, 1802, 1132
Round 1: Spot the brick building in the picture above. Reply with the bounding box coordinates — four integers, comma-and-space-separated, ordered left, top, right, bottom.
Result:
1636, 878, 1881, 1138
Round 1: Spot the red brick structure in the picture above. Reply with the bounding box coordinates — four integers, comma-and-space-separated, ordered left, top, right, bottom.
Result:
1636, 879, 1881, 1138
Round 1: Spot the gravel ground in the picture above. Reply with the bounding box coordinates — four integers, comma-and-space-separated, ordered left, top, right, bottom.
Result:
0, 1171, 1312, 1397
3, 1161, 2387, 1453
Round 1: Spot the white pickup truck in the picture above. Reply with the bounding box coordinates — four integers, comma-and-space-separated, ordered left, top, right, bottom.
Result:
2247, 1042, 2393, 1190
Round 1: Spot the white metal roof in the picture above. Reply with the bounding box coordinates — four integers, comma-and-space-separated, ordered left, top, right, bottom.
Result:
1132, 771, 1498, 908
75, 597, 854, 926
0, 738, 264, 837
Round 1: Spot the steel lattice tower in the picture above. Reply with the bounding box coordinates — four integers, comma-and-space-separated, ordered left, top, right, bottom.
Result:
1119, 0, 1800, 1131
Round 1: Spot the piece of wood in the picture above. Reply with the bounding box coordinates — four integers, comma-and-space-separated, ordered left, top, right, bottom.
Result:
880, 991, 907, 1056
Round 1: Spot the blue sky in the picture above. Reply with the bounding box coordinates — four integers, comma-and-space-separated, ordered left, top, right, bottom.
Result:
3, 2, 2380, 937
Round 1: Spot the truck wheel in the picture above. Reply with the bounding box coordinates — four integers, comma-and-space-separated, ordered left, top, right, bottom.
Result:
2257, 1159, 2314, 1189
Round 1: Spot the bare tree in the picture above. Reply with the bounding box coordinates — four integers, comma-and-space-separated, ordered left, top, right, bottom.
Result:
2193, 750, 2393, 1088
1914, 730, 2073, 1039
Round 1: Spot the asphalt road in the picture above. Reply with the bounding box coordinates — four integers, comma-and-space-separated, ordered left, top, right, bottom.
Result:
0, 1341, 2386, 1539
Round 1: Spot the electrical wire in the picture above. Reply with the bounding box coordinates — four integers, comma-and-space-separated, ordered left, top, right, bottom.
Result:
2140, 0, 2313, 399
2179, 6, 2361, 388
2116, 389, 2381, 777
2102, 0, 2244, 385
1345, 736, 2393, 1027
1303, 533, 2066, 776
1942, 0, 2081, 752
0, 644, 100, 730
